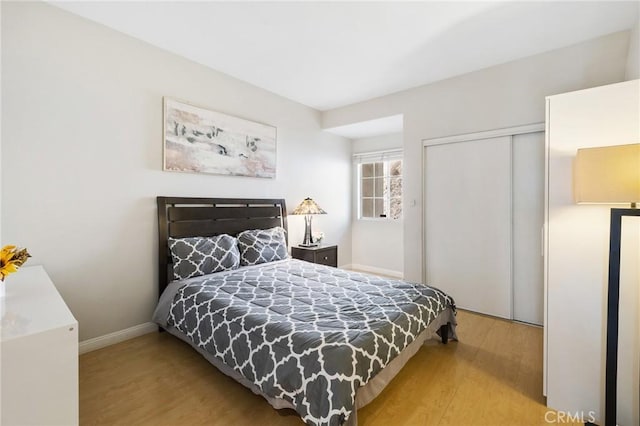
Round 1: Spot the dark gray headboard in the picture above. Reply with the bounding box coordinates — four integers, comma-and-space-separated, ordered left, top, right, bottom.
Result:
156, 197, 288, 295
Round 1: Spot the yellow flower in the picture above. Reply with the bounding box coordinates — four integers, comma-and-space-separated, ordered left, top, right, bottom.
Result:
0, 262, 18, 281
0, 245, 30, 281
1, 245, 16, 260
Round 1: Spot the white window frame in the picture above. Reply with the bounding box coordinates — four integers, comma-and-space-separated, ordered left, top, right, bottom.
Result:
353, 149, 403, 221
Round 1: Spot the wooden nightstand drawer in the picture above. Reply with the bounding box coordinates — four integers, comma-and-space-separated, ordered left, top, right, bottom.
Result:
315, 247, 337, 267
291, 245, 338, 267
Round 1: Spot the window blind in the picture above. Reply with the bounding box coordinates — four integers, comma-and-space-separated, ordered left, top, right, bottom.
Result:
352, 148, 403, 164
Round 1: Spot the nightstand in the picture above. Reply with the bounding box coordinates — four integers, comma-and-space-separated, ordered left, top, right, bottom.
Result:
291, 245, 338, 267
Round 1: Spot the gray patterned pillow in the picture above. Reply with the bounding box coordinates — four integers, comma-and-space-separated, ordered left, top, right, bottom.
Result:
237, 227, 289, 266
169, 234, 240, 280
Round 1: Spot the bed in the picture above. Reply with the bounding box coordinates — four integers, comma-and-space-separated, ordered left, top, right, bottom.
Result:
152, 197, 457, 426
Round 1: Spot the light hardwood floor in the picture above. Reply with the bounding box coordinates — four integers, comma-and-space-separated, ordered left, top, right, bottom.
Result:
80, 310, 564, 425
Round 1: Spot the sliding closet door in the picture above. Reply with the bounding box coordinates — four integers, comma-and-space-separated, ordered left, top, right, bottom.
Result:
512, 132, 544, 325
425, 136, 512, 319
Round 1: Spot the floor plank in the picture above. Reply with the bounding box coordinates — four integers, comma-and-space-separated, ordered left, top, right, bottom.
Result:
80, 310, 562, 425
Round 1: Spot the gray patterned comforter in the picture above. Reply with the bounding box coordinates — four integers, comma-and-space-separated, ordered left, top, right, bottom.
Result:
160, 259, 455, 425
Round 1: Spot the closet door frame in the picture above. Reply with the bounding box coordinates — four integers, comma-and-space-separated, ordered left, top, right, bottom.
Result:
421, 122, 544, 316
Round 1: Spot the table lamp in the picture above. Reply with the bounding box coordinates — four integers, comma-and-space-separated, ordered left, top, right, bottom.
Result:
292, 198, 326, 247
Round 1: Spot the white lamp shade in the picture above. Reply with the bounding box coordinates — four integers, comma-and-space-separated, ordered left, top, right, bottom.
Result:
574, 143, 640, 204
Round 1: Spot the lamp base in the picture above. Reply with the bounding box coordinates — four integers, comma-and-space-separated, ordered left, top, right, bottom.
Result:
298, 243, 319, 248
301, 215, 317, 247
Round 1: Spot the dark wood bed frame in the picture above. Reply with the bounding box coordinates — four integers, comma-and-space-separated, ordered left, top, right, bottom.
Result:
156, 196, 449, 344
157, 197, 287, 296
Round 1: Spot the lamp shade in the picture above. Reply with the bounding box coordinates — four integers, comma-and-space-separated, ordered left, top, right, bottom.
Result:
292, 198, 327, 215
574, 143, 640, 204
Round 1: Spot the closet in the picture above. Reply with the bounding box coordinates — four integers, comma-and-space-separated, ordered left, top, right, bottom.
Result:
423, 126, 544, 324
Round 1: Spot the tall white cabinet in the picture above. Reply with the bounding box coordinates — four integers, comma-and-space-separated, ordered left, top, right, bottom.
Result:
1, 265, 79, 425
545, 80, 639, 425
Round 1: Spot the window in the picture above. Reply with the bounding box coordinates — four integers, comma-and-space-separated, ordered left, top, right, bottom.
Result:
358, 155, 402, 220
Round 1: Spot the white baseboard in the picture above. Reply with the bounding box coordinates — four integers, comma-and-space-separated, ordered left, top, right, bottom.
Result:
346, 264, 404, 279
79, 322, 158, 354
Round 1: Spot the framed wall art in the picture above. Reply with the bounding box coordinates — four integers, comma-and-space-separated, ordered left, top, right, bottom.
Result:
163, 98, 276, 178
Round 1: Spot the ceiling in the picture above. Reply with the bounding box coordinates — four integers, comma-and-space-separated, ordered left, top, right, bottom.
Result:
52, 1, 638, 115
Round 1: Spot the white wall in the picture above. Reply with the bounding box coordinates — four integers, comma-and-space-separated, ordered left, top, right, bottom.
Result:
351, 133, 403, 277
546, 80, 639, 425
323, 30, 631, 282
1, 2, 352, 341
626, 22, 639, 80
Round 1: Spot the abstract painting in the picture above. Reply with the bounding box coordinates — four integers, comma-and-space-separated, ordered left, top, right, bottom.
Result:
163, 98, 276, 178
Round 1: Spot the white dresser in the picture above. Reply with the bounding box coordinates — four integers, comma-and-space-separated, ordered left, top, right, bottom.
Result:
1, 265, 78, 425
